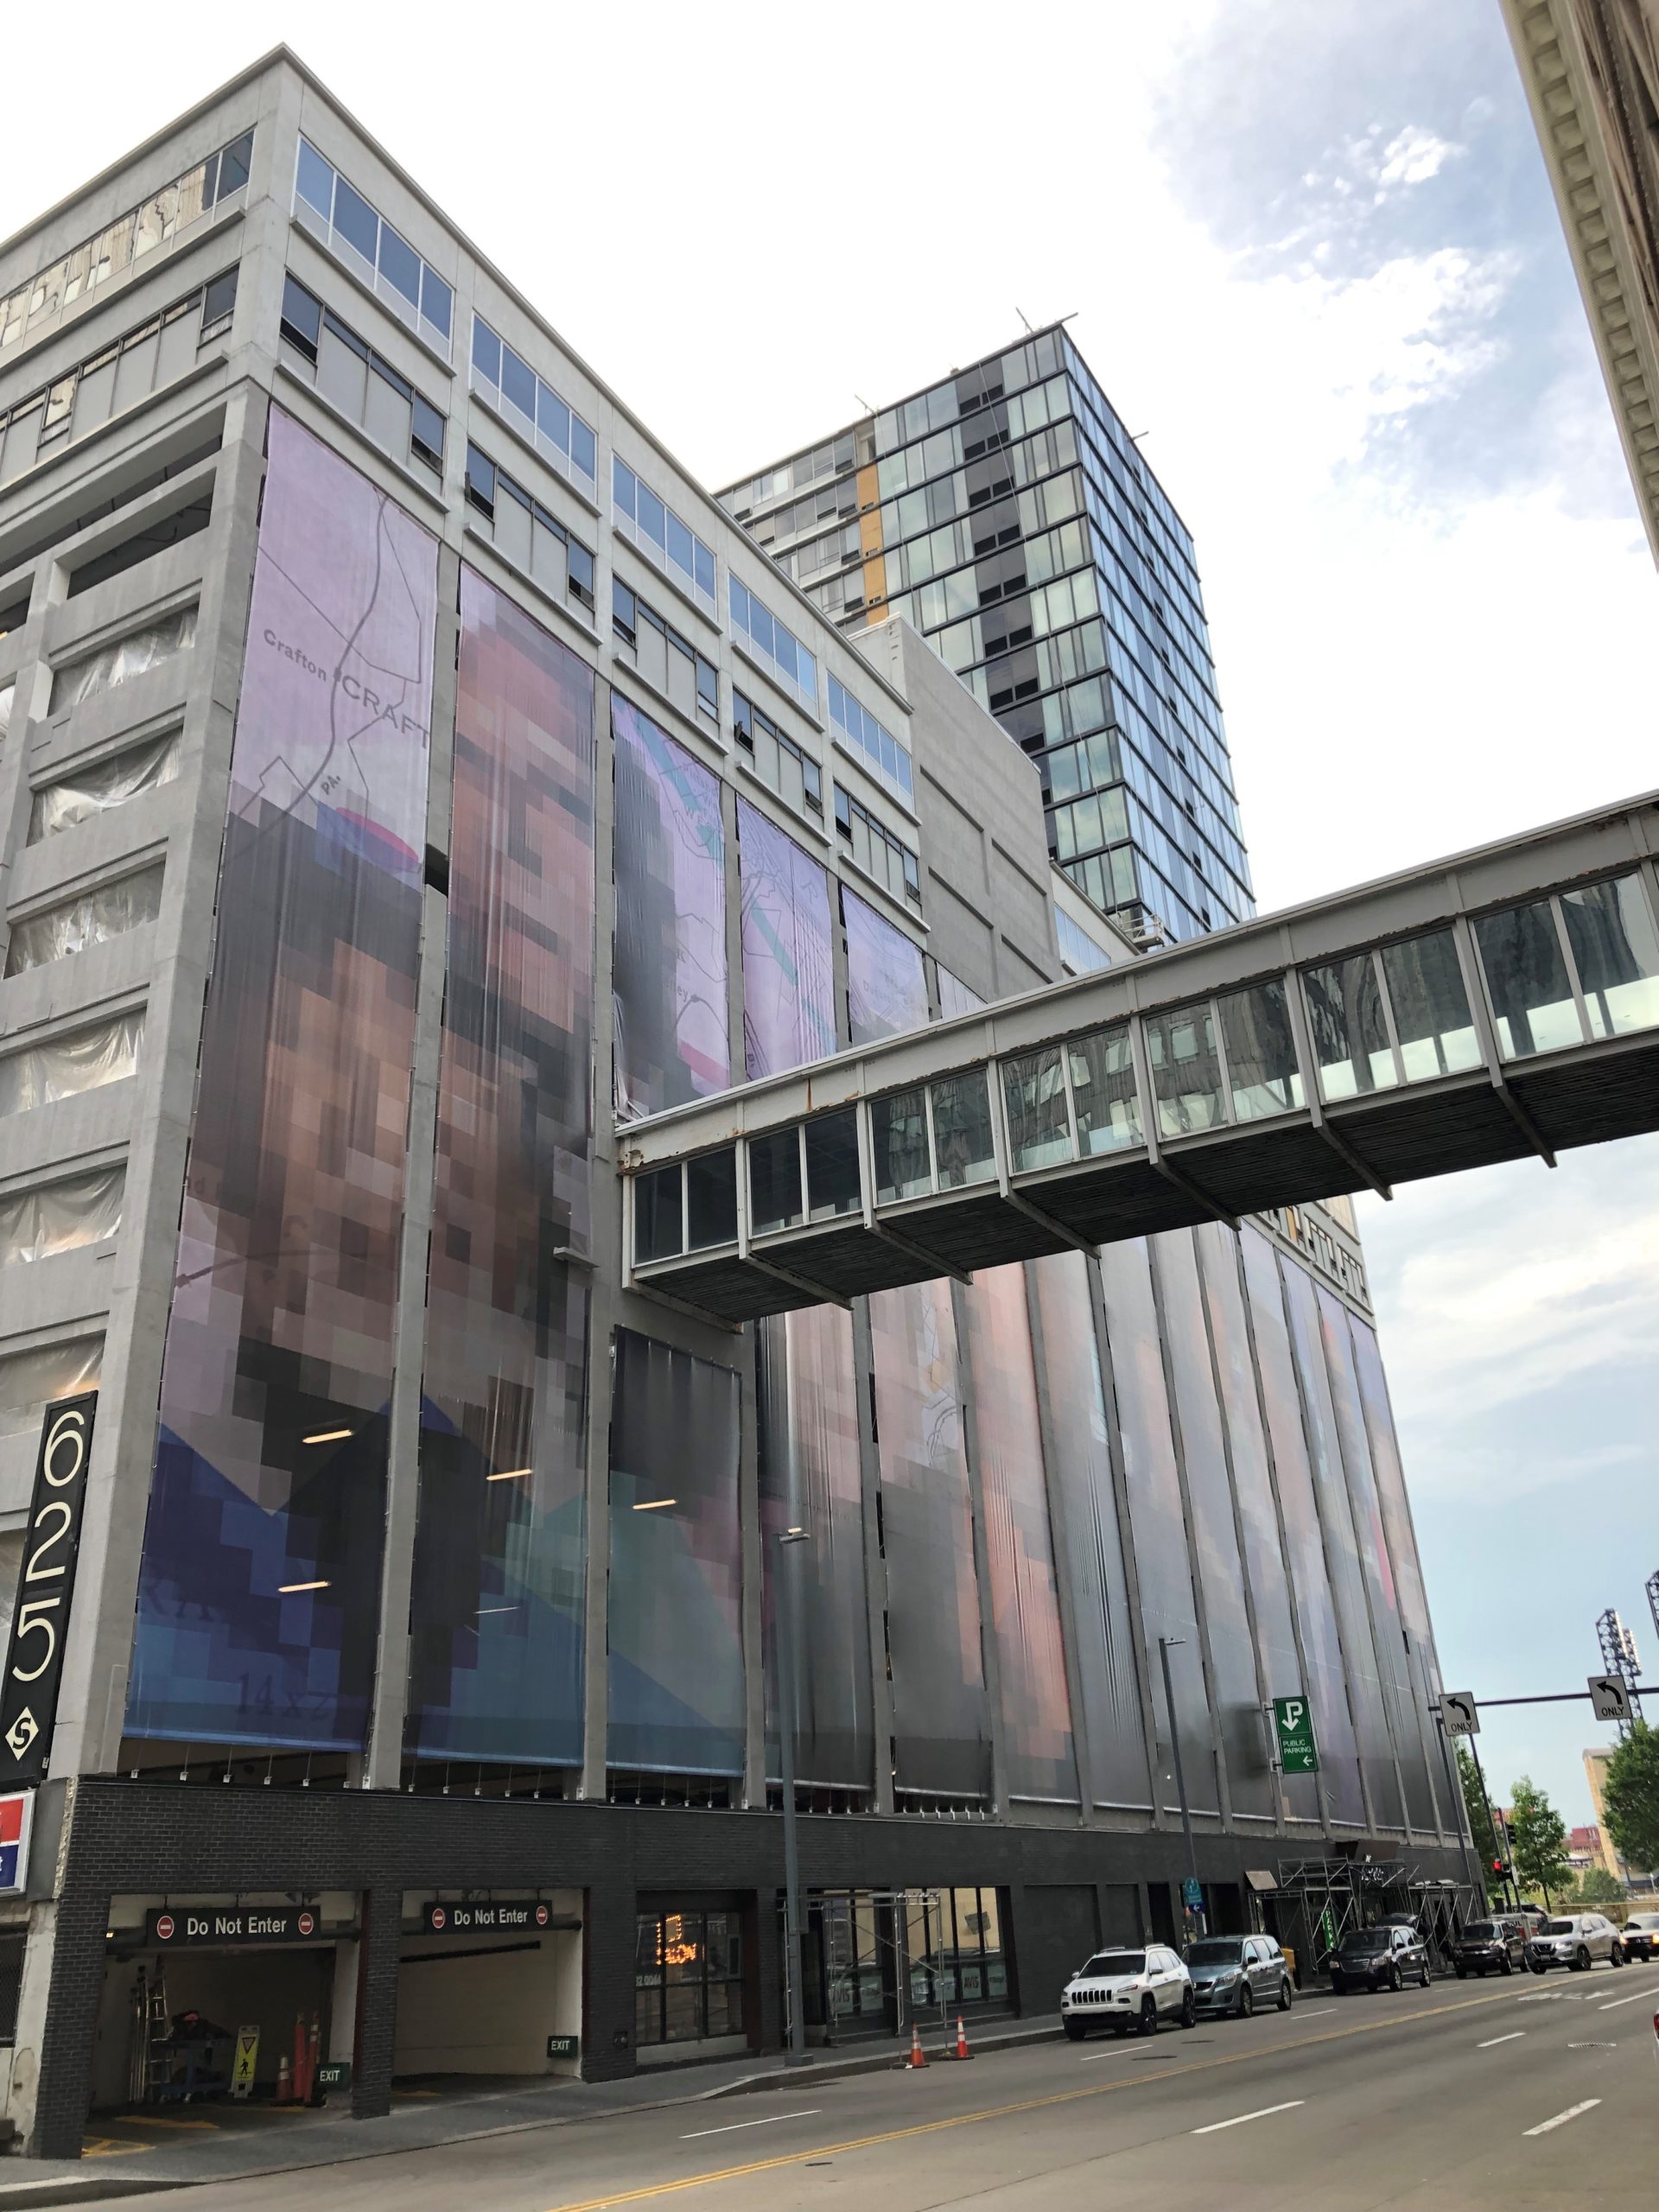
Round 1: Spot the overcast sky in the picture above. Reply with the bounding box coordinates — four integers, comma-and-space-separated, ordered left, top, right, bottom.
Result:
10, 1, 1656, 1825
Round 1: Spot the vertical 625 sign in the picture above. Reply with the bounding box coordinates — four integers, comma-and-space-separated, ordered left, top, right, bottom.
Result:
0, 1392, 97, 1789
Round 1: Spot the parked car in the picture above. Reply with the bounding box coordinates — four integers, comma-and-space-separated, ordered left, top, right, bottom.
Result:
1450, 1917, 1529, 1978
1061, 1945, 1193, 2038
1526, 1913, 1626, 1974
1184, 1934, 1294, 2018
1329, 1923, 1431, 1993
1618, 1911, 1659, 1962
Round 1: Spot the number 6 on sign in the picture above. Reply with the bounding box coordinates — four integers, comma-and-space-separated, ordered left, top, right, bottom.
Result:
0, 1393, 97, 1789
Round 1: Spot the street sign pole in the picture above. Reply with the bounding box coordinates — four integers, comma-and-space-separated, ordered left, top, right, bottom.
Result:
1463, 1732, 1517, 1911
1431, 1708, 1484, 1898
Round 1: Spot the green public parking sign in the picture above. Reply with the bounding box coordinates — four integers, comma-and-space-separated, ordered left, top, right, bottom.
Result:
1273, 1696, 1319, 1773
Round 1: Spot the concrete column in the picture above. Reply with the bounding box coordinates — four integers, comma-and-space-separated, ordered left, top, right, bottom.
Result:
349, 1885, 404, 2121
851, 1301, 896, 1816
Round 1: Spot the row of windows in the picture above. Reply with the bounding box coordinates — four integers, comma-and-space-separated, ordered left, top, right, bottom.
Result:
470, 315, 597, 502
931, 567, 1102, 677
965, 614, 1110, 719
612, 457, 716, 617
836, 784, 919, 908
872, 471, 1084, 599
293, 137, 453, 357
902, 516, 1095, 635
734, 689, 822, 818
1, 130, 251, 357
464, 442, 596, 617
785, 518, 861, 586
280, 275, 445, 478
741, 470, 860, 551
613, 579, 718, 727
872, 372, 1074, 506
729, 573, 817, 710
1044, 718, 1248, 895
828, 676, 912, 805
0, 272, 238, 490
723, 428, 859, 520
1062, 331, 1198, 575
871, 329, 1065, 457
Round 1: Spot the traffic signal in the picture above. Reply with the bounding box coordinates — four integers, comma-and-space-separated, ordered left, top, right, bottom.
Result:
1491, 1858, 1510, 1880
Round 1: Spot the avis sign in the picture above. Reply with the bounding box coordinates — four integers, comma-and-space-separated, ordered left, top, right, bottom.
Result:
0, 1393, 97, 1789
1272, 1696, 1319, 1774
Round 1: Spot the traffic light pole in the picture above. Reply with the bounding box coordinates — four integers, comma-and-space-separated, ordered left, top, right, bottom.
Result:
1463, 1733, 1520, 1911
1432, 1711, 1484, 1901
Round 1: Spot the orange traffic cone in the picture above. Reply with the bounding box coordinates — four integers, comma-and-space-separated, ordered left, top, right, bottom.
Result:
908, 2020, 927, 2069
276, 2054, 292, 2105
955, 2014, 971, 2060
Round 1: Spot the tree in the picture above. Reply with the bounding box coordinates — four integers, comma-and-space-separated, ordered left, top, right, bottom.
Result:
1566, 1864, 1626, 1907
1456, 1745, 1502, 1895
1602, 1722, 1659, 1875
1509, 1777, 1573, 1907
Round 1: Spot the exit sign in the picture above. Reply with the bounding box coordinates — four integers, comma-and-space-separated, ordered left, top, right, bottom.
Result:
1273, 1696, 1319, 1774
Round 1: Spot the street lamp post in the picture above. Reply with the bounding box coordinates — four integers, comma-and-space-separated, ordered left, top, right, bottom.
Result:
1158, 1637, 1204, 1940
775, 1526, 810, 2067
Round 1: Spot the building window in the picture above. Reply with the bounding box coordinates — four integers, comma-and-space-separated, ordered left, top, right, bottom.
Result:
613, 581, 717, 726
906, 1889, 1008, 2010
279, 275, 446, 480
1, 129, 251, 357
828, 675, 912, 804
729, 575, 817, 711
734, 690, 821, 817
613, 457, 716, 616
465, 442, 595, 616
634, 1910, 745, 2046
835, 784, 918, 909
292, 137, 453, 356
470, 315, 596, 500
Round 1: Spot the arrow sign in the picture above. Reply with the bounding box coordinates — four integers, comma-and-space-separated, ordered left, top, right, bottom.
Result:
1587, 1675, 1632, 1722
1272, 1695, 1319, 1773
1440, 1692, 1479, 1737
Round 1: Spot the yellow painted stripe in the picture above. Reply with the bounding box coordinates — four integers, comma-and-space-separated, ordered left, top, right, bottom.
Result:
543, 1986, 1515, 2212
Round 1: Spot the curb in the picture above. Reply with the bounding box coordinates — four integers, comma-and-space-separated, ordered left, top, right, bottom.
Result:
0, 2184, 178, 2209
699, 2022, 1063, 2098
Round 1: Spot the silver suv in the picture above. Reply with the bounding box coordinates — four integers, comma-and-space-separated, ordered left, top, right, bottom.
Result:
1185, 1934, 1294, 2019
1526, 1912, 1627, 1974
1061, 1944, 1193, 2039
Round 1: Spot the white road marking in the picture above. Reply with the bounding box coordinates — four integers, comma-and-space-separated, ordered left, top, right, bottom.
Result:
1598, 1984, 1659, 2012
1192, 2100, 1305, 2135
1478, 2031, 1525, 2048
1297, 2006, 1337, 2018
1523, 2098, 1601, 2138
680, 2110, 821, 2140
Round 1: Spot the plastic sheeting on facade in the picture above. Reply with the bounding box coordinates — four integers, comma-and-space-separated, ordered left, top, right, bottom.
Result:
843, 887, 928, 1046
1193, 1223, 1319, 1822
738, 800, 836, 1080
1151, 1231, 1272, 1817
4, 862, 162, 974
868, 1280, 991, 1800
612, 693, 728, 1118
1320, 1291, 1439, 1833
0, 1165, 123, 1268
50, 603, 195, 711
936, 964, 984, 1020
1237, 1226, 1364, 1824
0, 1011, 143, 1118
404, 565, 596, 1767
607, 1329, 744, 1775
127, 409, 436, 1751
0, 1333, 102, 1442
1097, 1238, 1220, 1814
29, 727, 181, 842
1351, 1314, 1448, 1832
756, 1305, 873, 1788
1279, 1260, 1403, 1832
962, 1266, 1077, 1801
1027, 1252, 1149, 1809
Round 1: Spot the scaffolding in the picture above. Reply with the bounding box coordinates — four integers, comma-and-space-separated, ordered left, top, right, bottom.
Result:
1270, 1859, 1480, 1975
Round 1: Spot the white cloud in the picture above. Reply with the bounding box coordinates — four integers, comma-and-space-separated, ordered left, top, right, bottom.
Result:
1373, 124, 1463, 189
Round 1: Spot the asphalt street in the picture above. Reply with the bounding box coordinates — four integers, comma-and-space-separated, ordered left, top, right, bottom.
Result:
114, 1967, 1659, 2211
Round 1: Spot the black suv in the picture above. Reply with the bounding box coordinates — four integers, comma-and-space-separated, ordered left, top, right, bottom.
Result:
1451, 1916, 1528, 1978
1329, 1923, 1431, 1993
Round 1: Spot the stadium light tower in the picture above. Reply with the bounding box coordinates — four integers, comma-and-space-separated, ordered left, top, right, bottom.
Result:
1597, 1608, 1642, 1740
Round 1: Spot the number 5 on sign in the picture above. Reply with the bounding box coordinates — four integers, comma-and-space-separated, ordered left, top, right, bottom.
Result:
0, 1393, 97, 1789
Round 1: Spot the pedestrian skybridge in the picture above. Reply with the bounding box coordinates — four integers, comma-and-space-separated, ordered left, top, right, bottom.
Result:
620, 791, 1659, 1321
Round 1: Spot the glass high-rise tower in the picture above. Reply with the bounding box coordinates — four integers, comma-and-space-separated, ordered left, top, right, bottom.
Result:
719, 326, 1254, 945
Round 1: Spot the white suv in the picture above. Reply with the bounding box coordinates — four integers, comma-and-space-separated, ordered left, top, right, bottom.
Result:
1061, 1944, 1193, 2039
1525, 1912, 1627, 1974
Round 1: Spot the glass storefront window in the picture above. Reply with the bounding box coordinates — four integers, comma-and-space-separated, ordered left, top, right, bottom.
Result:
1217, 979, 1304, 1121
1068, 1025, 1141, 1154
1303, 953, 1396, 1099
635, 1910, 745, 2046
931, 1071, 996, 1189
1145, 1005, 1226, 1134
872, 1090, 930, 1201
1003, 1048, 1071, 1170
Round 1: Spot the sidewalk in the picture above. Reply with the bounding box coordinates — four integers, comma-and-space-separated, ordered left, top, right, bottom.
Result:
0, 2016, 1063, 2205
